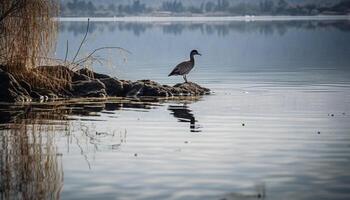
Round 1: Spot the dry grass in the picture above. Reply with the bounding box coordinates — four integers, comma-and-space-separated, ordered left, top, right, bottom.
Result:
0, 1, 130, 93
0, 0, 70, 90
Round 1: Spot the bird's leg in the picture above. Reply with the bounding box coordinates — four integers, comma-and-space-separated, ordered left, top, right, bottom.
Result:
183, 75, 188, 83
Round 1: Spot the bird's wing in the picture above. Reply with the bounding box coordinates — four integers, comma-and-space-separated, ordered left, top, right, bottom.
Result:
168, 61, 191, 76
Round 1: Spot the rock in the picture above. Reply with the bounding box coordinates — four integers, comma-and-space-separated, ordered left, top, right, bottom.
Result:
31, 88, 58, 100
30, 91, 44, 100
19, 80, 32, 94
0, 65, 210, 102
0, 69, 31, 102
141, 80, 170, 97
78, 68, 111, 79
70, 79, 107, 97
126, 82, 144, 97
38, 65, 90, 82
123, 80, 209, 97
125, 80, 169, 97
173, 82, 210, 95
99, 78, 124, 96
72, 73, 90, 82
120, 80, 133, 95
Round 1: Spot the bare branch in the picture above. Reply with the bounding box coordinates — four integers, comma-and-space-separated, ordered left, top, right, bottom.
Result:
64, 40, 69, 63
74, 46, 131, 65
72, 18, 90, 63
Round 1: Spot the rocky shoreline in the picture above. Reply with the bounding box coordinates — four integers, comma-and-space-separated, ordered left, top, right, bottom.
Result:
0, 65, 210, 102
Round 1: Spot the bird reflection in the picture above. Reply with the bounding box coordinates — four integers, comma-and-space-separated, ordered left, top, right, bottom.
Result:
168, 104, 201, 132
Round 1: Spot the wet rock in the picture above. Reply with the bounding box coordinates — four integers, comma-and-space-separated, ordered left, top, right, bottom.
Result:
126, 82, 144, 97
71, 79, 106, 97
78, 68, 111, 79
99, 78, 124, 96
31, 88, 58, 100
72, 73, 201, 98
72, 73, 90, 82
39, 65, 90, 82
173, 82, 210, 96
0, 69, 31, 102
0, 65, 210, 102
30, 91, 44, 101
128, 80, 170, 97
141, 80, 170, 97
19, 80, 32, 94
121, 80, 133, 95
123, 80, 209, 97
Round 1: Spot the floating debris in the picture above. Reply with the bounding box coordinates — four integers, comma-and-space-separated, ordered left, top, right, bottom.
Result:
242, 123, 245, 126
317, 131, 321, 134
184, 141, 189, 144
134, 153, 138, 157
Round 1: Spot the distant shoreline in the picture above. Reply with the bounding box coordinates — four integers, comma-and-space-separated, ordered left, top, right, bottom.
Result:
56, 15, 350, 22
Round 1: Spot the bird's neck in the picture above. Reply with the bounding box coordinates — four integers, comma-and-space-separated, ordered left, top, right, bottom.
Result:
190, 54, 195, 62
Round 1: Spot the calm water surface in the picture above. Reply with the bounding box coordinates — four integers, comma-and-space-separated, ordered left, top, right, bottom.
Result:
1, 19, 350, 200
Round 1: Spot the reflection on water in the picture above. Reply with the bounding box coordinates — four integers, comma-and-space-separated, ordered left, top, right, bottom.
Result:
168, 104, 201, 133
0, 97, 203, 199
0, 98, 158, 125
0, 121, 63, 199
0, 97, 200, 198
59, 20, 350, 37
0, 98, 198, 125
0, 91, 350, 199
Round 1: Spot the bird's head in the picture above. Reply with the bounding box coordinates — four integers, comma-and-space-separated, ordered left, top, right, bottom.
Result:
190, 49, 201, 56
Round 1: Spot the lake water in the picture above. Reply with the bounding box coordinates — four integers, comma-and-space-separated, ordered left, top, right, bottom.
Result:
1, 18, 350, 200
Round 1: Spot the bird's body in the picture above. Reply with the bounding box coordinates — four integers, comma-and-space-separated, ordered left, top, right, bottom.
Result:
169, 60, 194, 76
168, 50, 201, 83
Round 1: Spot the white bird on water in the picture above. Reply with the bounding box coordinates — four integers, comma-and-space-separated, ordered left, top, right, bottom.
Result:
168, 49, 201, 83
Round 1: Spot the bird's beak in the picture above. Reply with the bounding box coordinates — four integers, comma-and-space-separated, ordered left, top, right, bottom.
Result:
198, 53, 202, 56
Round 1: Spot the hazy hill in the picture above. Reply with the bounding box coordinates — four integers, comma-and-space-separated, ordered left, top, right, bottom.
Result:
59, 0, 350, 17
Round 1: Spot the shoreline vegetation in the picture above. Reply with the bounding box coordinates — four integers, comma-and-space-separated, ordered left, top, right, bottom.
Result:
0, 1, 209, 103
0, 65, 210, 103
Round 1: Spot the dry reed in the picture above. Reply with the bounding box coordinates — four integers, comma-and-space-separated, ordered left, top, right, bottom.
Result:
0, 0, 70, 90
0, 1, 130, 93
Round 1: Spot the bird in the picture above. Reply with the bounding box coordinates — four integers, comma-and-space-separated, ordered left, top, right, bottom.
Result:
168, 49, 201, 83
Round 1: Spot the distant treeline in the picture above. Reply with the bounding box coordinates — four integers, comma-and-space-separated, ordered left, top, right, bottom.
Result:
59, 20, 350, 38
60, 0, 350, 17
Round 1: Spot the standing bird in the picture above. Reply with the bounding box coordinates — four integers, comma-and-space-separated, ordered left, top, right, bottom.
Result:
168, 49, 201, 83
